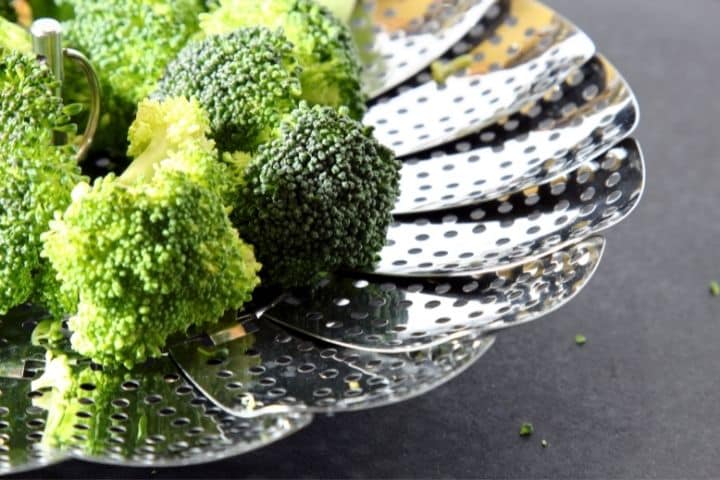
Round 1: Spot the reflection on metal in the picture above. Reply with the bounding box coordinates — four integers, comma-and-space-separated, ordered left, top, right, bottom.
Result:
356, 0, 498, 97
170, 319, 495, 417
364, 0, 596, 157
266, 237, 604, 352
376, 139, 643, 277
394, 56, 638, 213
0, 316, 312, 475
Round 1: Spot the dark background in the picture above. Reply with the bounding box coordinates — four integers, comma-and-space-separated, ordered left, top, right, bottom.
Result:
14, 0, 720, 478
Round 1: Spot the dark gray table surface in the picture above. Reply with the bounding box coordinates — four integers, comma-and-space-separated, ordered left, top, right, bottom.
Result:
13, 0, 720, 478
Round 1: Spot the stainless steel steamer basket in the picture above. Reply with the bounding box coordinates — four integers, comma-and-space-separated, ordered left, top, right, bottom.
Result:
0, 0, 643, 473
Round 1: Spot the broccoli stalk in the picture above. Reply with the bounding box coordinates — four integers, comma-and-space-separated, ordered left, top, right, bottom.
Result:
42, 98, 261, 368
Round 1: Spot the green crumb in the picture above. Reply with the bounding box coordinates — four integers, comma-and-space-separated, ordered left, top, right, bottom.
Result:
519, 422, 534, 437
431, 54, 474, 84
710, 281, 720, 297
541, 439, 548, 448
575, 334, 587, 346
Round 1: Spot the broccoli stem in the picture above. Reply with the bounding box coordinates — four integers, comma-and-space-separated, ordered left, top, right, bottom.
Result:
118, 131, 169, 185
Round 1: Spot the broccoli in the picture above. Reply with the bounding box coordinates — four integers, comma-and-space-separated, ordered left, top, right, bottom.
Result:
26, 0, 75, 22
59, 0, 205, 156
315, 0, 356, 23
155, 27, 302, 155
42, 98, 261, 368
0, 0, 16, 21
232, 103, 399, 287
0, 46, 85, 317
199, 0, 366, 120
0, 15, 30, 53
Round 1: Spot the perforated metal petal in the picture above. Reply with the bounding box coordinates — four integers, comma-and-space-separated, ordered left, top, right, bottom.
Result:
394, 56, 638, 213
376, 138, 643, 277
170, 320, 494, 418
0, 310, 312, 473
0, 377, 69, 476
364, 0, 595, 157
0, 308, 67, 476
265, 236, 604, 353
356, 0, 498, 97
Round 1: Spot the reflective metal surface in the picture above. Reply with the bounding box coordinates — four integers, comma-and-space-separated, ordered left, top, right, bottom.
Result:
376, 139, 643, 277
364, 0, 596, 157
394, 56, 638, 213
356, 0, 498, 97
0, 0, 645, 474
170, 319, 494, 417
266, 236, 604, 353
0, 310, 312, 474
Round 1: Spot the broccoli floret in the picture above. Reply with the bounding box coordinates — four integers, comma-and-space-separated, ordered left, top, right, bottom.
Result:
0, 16, 30, 53
42, 98, 261, 368
0, 48, 85, 316
26, 0, 75, 21
0, 1, 16, 22
232, 103, 399, 287
200, 0, 366, 120
315, 0, 356, 23
60, 0, 205, 156
155, 27, 302, 155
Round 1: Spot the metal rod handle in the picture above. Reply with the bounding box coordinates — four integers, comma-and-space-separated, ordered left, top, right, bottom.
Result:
63, 47, 101, 162
30, 18, 101, 162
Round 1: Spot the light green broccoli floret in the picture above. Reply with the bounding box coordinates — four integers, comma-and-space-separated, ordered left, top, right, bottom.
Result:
155, 27, 302, 155
0, 47, 85, 316
0, 16, 31, 54
232, 103, 399, 287
42, 98, 261, 368
59, 0, 205, 156
315, 0, 356, 23
200, 0, 366, 120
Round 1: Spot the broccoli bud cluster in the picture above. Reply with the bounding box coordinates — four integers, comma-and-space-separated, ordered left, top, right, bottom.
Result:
234, 104, 400, 286
155, 28, 302, 154
0, 49, 84, 316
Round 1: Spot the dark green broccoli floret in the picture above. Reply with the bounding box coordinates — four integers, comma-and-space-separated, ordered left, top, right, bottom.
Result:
59, 0, 205, 156
233, 103, 399, 287
42, 98, 261, 368
0, 46, 85, 316
155, 27, 302, 154
26, 0, 75, 21
200, 0, 366, 120
0, 1, 16, 21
